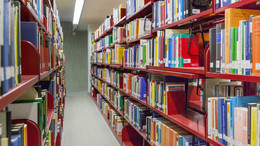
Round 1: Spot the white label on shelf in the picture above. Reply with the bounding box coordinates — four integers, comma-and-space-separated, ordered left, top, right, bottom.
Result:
216, 61, 220, 68
250, 22, 253, 33
16, 66, 19, 76
0, 67, 3, 82
183, 59, 191, 64
210, 62, 214, 68
7, 66, 11, 80
256, 63, 260, 70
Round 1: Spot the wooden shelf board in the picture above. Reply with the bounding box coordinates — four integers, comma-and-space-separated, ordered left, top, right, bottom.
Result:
0, 75, 39, 110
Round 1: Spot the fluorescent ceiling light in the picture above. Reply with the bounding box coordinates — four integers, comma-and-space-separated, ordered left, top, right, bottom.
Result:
73, 0, 85, 25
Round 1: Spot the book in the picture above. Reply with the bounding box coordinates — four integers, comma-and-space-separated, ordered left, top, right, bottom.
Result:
252, 16, 260, 76
216, 24, 224, 73
210, 28, 217, 72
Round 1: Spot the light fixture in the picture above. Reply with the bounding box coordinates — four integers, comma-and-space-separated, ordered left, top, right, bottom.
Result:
73, 0, 85, 25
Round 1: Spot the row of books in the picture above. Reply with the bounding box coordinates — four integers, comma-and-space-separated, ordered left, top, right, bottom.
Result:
210, 8, 260, 76
216, 0, 241, 9
126, 0, 151, 17
112, 27, 126, 44
123, 73, 147, 101
0, 0, 64, 96
91, 76, 207, 145
146, 112, 207, 146
126, 18, 152, 41
92, 15, 114, 41
153, 0, 209, 29
0, 1, 22, 95
113, 4, 126, 25
147, 74, 186, 114
96, 94, 128, 136
207, 96, 260, 146
124, 98, 150, 132
92, 66, 201, 115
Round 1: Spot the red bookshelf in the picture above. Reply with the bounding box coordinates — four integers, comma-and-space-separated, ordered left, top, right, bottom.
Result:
0, 75, 38, 111
146, 69, 202, 79
110, 64, 124, 69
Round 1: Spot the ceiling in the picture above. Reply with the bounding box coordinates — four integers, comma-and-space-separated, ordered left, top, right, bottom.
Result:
56, 0, 126, 32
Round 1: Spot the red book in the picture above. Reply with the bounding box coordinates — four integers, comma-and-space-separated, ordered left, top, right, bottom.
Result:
178, 34, 200, 67
166, 83, 186, 115
159, 37, 164, 67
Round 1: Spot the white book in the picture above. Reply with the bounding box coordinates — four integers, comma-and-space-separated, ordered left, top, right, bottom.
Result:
208, 98, 212, 139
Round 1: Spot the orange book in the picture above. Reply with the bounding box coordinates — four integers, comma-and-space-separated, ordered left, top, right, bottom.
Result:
252, 16, 260, 76
165, 126, 169, 146
136, 19, 139, 39
161, 123, 165, 146
225, 8, 260, 73
151, 120, 154, 145
169, 129, 174, 146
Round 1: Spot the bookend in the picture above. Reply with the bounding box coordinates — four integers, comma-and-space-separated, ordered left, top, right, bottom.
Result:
122, 125, 149, 146
21, 40, 40, 76
12, 119, 41, 146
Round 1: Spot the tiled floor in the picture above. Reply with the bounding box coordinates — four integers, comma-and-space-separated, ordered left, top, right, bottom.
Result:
61, 91, 120, 146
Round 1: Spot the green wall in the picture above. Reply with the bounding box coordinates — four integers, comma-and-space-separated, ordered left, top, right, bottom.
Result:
61, 21, 89, 92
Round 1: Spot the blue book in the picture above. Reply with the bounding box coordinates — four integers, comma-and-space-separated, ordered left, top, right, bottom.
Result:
174, 0, 176, 22
167, 37, 172, 67
245, 20, 251, 75
171, 34, 176, 67
216, 0, 220, 8
230, 96, 260, 141
181, 0, 184, 20
3, 0, 10, 93
11, 135, 21, 146
134, 106, 137, 127
160, 82, 165, 111
10, 3, 15, 89
218, 98, 224, 144
223, 0, 230, 6
154, 81, 158, 109
158, 121, 161, 146
221, 29, 225, 73
223, 99, 229, 145
21, 22, 39, 49
139, 77, 147, 100
134, 46, 137, 67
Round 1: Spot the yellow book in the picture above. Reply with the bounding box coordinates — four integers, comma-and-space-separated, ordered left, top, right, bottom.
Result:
225, 8, 260, 73
166, 38, 169, 66
117, 47, 125, 64
130, 22, 133, 40
251, 107, 257, 146
151, 120, 154, 145
1, 138, 8, 146
163, 91, 166, 113
152, 82, 155, 107
14, 7, 18, 84
48, 131, 51, 146
155, 37, 158, 66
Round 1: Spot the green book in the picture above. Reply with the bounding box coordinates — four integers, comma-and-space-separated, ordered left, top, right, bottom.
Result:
177, 135, 183, 146
232, 27, 238, 74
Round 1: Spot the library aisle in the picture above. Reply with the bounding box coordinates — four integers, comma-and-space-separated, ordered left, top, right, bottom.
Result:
61, 91, 120, 146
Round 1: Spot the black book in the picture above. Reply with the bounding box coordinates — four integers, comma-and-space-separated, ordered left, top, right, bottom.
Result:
209, 28, 217, 72
146, 116, 152, 141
